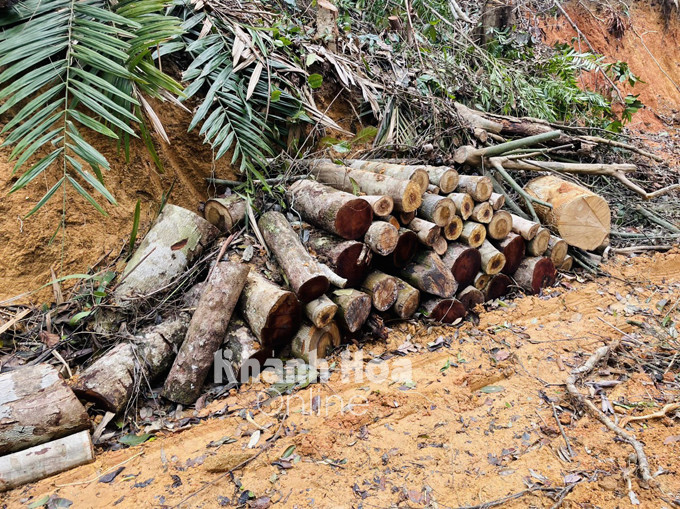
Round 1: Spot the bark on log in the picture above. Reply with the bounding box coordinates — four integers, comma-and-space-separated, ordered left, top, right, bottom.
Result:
479, 240, 506, 275
204, 196, 246, 232
392, 279, 420, 319
316, 0, 339, 51
360, 270, 398, 311
418, 195, 456, 226
426, 184, 440, 194
560, 255, 573, 271
398, 210, 416, 225
361, 195, 394, 217
514, 257, 556, 294
470, 202, 493, 223
423, 166, 459, 193
524, 175, 611, 250
286, 179, 373, 239
0, 364, 90, 455
290, 321, 340, 363
447, 193, 474, 219
443, 216, 463, 241
221, 317, 272, 383
309, 161, 423, 212
114, 204, 219, 305
364, 221, 399, 255
421, 298, 466, 323
331, 289, 372, 332
494, 232, 525, 276
442, 243, 481, 287
259, 211, 329, 302
510, 213, 540, 240
319, 263, 347, 288
163, 262, 249, 404
526, 227, 550, 256
487, 210, 512, 240
306, 230, 372, 287
460, 221, 486, 248
397, 251, 457, 298
346, 160, 430, 194
456, 175, 493, 201
433, 235, 448, 256
482, 273, 513, 300
457, 286, 485, 310
489, 193, 505, 210
304, 294, 338, 328
474, 272, 493, 291
377, 214, 401, 229
239, 272, 302, 350
408, 217, 441, 246
377, 228, 418, 268
0, 430, 94, 492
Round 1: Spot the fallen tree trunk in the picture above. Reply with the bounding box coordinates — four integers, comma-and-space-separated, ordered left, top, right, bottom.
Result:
114, 204, 219, 305
442, 243, 481, 287
239, 272, 302, 350
163, 262, 250, 404
447, 193, 474, 219
493, 232, 525, 276
286, 179, 373, 239
204, 196, 246, 232
479, 240, 506, 275
304, 294, 338, 328
510, 213, 540, 240
486, 210, 512, 240
346, 159, 430, 193
456, 175, 493, 201
392, 279, 420, 319
443, 216, 463, 241
0, 430, 95, 492
0, 364, 90, 455
421, 298, 466, 323
331, 289, 372, 332
470, 202, 493, 223
397, 251, 458, 298
361, 195, 394, 217
364, 221, 399, 255
524, 175, 610, 250
291, 321, 340, 363
418, 195, 456, 226
360, 270, 398, 311
306, 231, 372, 287
460, 221, 486, 248
514, 257, 556, 294
526, 227, 550, 256
408, 217, 441, 246
259, 211, 329, 302
457, 286, 485, 310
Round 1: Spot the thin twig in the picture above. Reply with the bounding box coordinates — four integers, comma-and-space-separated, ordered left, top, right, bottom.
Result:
551, 401, 574, 459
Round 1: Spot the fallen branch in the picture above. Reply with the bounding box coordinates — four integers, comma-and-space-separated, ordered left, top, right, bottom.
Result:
619, 403, 680, 429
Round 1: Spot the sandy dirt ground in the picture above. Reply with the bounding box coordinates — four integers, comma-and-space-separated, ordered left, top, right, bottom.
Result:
2, 250, 679, 509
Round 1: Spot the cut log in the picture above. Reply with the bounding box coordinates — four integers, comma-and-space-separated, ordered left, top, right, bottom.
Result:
163, 262, 249, 404
408, 217, 441, 246
397, 251, 457, 298
360, 270, 398, 311
510, 213, 540, 240
304, 294, 338, 328
239, 272, 302, 350
361, 195, 394, 217
377, 228, 418, 268
514, 257, 556, 294
377, 214, 401, 229
443, 216, 463, 241
526, 227, 550, 256
460, 221, 486, 248
220, 317, 272, 383
398, 210, 416, 225
114, 204, 219, 305
309, 161, 423, 212
331, 289, 372, 332
392, 279, 420, 319
524, 175, 611, 250
433, 235, 449, 256
0, 430, 94, 492
424, 165, 459, 193
479, 240, 506, 275
448, 193, 474, 219
421, 298, 466, 323
470, 202, 493, 223
259, 211, 329, 302
418, 195, 456, 226
346, 160, 430, 193
426, 184, 440, 194
306, 230, 372, 287
474, 272, 493, 291
486, 210, 512, 240
0, 364, 90, 455
204, 196, 246, 232
457, 286, 485, 310
286, 179, 373, 240
481, 273, 513, 300
442, 243, 481, 287
560, 255, 573, 271
489, 193, 505, 210
291, 321, 340, 363
364, 221, 399, 255
456, 175, 493, 201
494, 232, 525, 276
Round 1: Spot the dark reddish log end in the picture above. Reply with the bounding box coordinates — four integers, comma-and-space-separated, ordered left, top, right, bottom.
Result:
261, 293, 302, 348
335, 199, 373, 239
500, 235, 526, 276
297, 275, 331, 303
393, 230, 418, 267
485, 274, 512, 300
531, 258, 557, 294
335, 243, 372, 287
427, 299, 466, 323
452, 249, 481, 287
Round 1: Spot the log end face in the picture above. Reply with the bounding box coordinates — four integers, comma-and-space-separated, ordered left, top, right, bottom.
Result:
298, 275, 331, 304
499, 235, 526, 276
451, 248, 482, 287
372, 277, 398, 311
484, 253, 506, 275
444, 217, 463, 241
335, 199, 374, 239
262, 293, 303, 349
558, 195, 610, 250
402, 181, 423, 212
484, 274, 512, 300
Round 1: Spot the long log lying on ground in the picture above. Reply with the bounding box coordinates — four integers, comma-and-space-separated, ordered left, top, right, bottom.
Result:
392, 278, 420, 319
306, 230, 372, 287
0, 364, 90, 455
546, 235, 568, 265
470, 201, 493, 223
360, 270, 398, 311
481, 273, 513, 300
442, 243, 481, 288
509, 213, 539, 240
397, 251, 457, 298
487, 210, 512, 240
448, 193, 474, 219
287, 179, 373, 239
418, 195, 456, 226
291, 321, 340, 363
422, 298, 466, 323
259, 211, 329, 302
304, 294, 338, 328
456, 175, 493, 201
524, 175, 610, 250
204, 196, 246, 232
526, 227, 550, 256
457, 286, 485, 310
408, 217, 441, 246
493, 232, 525, 276
478, 240, 506, 275
239, 272, 301, 350
443, 216, 463, 241
163, 262, 249, 404
114, 204, 219, 305
514, 257, 556, 294
460, 221, 486, 248
220, 317, 272, 382
331, 289, 372, 332
0, 430, 95, 492
309, 161, 423, 212
364, 221, 399, 255
345, 159, 430, 193
361, 195, 394, 217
